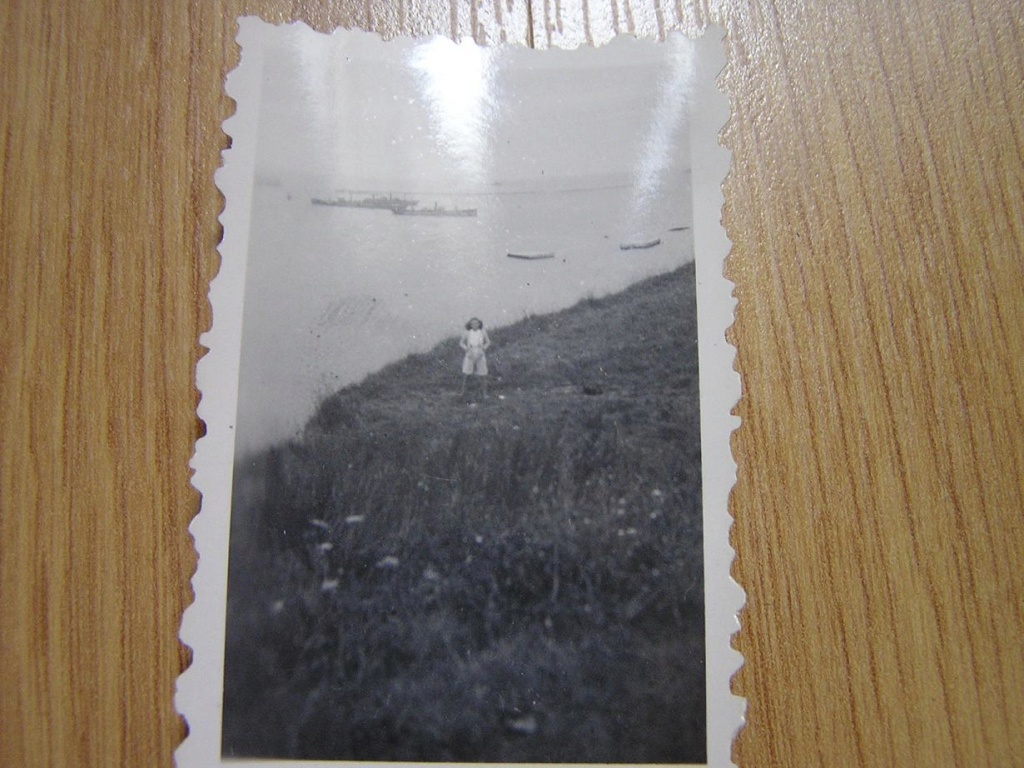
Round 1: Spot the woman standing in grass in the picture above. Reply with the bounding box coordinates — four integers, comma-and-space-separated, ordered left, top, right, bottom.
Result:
460, 317, 491, 399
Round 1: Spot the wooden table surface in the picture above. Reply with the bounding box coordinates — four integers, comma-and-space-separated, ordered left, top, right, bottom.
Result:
2, 1, 1022, 765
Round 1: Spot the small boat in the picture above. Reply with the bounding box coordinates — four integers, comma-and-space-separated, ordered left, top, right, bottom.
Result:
393, 203, 477, 217
668, 226, 690, 232
507, 251, 555, 260
619, 238, 662, 251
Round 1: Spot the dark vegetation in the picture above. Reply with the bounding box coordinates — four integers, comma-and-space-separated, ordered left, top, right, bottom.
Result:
222, 262, 705, 762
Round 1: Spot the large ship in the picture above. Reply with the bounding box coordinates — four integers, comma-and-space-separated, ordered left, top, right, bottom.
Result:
311, 194, 418, 212
393, 203, 477, 217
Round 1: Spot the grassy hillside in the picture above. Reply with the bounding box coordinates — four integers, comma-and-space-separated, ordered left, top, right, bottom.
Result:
222, 262, 705, 762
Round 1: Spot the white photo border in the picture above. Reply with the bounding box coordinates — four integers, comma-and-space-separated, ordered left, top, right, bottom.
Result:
177, 18, 743, 767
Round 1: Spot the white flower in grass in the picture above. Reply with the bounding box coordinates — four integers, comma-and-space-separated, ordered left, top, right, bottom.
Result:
422, 567, 440, 581
317, 542, 333, 552
309, 518, 330, 530
269, 599, 285, 615
505, 713, 538, 735
320, 579, 339, 592
345, 515, 365, 524
377, 555, 400, 569
474, 534, 484, 544
651, 488, 664, 499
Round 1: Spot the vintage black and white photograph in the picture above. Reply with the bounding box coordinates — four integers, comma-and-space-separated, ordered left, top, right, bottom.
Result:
178, 18, 741, 768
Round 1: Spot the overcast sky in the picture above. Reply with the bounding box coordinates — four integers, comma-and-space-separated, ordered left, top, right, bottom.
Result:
253, 27, 695, 194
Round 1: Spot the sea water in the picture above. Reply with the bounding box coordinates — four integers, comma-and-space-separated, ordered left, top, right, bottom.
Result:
234, 177, 694, 454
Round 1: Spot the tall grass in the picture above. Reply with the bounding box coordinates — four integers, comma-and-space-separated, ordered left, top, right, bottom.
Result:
222, 263, 705, 762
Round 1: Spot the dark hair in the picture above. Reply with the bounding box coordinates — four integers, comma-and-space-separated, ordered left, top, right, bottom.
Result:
465, 317, 484, 330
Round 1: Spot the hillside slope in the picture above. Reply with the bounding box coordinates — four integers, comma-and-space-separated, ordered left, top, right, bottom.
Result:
311, 261, 699, 428
223, 262, 705, 762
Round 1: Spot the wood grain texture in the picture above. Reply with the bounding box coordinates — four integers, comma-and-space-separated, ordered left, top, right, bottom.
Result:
0, 0, 1021, 765
718, 2, 1024, 764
